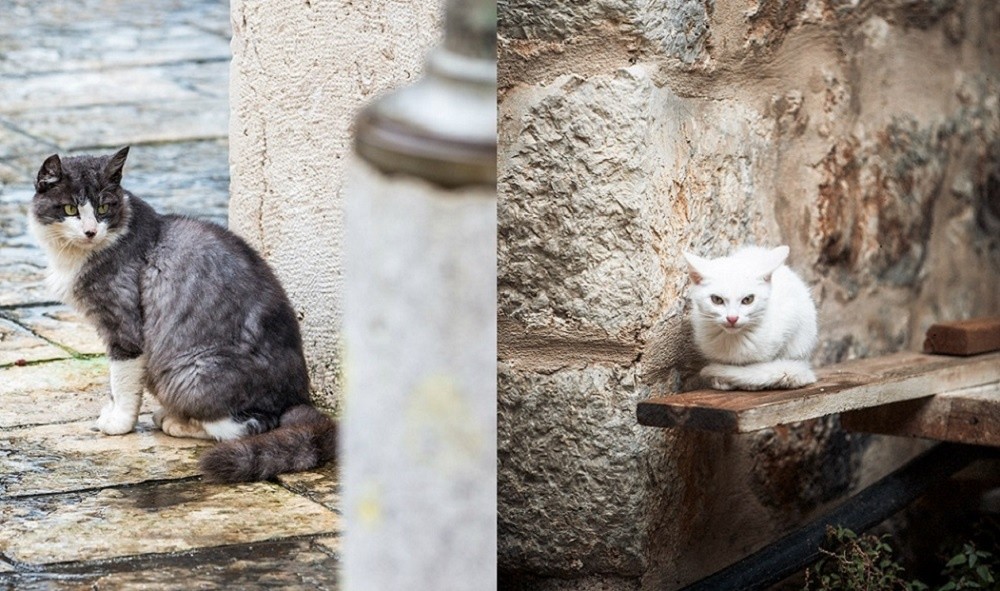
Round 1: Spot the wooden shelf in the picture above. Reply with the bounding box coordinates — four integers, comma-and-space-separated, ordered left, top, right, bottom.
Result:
842, 382, 1000, 446
637, 351, 1000, 433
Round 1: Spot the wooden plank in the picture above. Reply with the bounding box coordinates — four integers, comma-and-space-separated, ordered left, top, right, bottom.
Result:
636, 351, 1000, 433
841, 382, 1000, 446
924, 317, 1000, 356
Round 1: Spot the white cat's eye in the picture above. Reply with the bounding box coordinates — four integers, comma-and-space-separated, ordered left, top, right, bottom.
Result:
63, 204, 78, 216
710, 295, 724, 305
97, 204, 110, 215
741, 295, 754, 305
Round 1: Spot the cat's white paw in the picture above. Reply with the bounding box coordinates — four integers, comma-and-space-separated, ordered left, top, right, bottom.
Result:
783, 368, 817, 389
709, 377, 735, 391
95, 402, 138, 435
701, 364, 735, 390
152, 407, 166, 429
159, 413, 212, 440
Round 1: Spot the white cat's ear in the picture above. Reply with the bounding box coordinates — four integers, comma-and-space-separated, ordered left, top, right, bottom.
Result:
684, 252, 708, 284
36, 154, 62, 193
761, 245, 790, 282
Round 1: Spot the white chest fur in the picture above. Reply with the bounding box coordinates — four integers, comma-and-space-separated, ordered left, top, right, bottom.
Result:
28, 215, 92, 310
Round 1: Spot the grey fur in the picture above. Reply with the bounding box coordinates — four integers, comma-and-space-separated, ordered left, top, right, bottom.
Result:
31, 149, 336, 481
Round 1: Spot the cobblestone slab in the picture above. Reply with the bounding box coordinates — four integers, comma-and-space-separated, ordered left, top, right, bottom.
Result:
278, 464, 342, 514
5, 305, 104, 356
123, 140, 231, 218
8, 100, 228, 150
93, 541, 339, 590
0, 266, 49, 307
0, 68, 204, 115
0, 358, 109, 429
0, 0, 232, 41
0, 24, 230, 77
0, 197, 36, 246
0, 247, 45, 272
0, 480, 341, 565
0, 161, 24, 184
0, 120, 56, 160
315, 536, 342, 559
0, 540, 338, 590
0, 246, 50, 308
1, 418, 203, 499
0, 318, 70, 366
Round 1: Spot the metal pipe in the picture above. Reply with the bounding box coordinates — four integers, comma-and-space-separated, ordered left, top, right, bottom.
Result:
682, 443, 996, 591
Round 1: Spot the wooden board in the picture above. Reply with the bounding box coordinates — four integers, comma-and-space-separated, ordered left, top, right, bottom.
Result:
636, 351, 1000, 433
841, 382, 1000, 446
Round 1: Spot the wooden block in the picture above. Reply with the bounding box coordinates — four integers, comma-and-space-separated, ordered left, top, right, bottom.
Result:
924, 317, 1000, 356
636, 351, 1000, 433
842, 383, 1000, 447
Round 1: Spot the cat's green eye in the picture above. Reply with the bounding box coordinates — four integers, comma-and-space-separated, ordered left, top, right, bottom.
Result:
710, 295, 724, 305
63, 204, 78, 216
97, 204, 110, 215
741, 295, 754, 305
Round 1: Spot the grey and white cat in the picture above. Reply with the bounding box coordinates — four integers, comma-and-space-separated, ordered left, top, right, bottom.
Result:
684, 245, 818, 390
29, 147, 336, 482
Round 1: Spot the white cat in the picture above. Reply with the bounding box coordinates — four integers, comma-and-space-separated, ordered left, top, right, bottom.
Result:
684, 245, 818, 391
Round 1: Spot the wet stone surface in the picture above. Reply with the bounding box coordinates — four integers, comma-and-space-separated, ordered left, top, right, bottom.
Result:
0, 357, 110, 429
0, 480, 340, 565
2, 540, 339, 590
3, 305, 104, 356
278, 463, 343, 513
0, 0, 341, 586
0, 417, 203, 499
0, 317, 71, 366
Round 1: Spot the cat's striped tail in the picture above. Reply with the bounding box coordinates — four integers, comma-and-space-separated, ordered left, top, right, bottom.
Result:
701, 359, 816, 391
198, 404, 337, 483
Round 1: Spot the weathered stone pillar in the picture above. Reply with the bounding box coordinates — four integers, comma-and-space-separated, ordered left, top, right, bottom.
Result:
228, 0, 442, 411
341, 0, 497, 589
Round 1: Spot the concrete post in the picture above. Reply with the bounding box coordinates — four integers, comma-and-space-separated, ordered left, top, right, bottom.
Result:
341, 0, 496, 588
227, 0, 442, 412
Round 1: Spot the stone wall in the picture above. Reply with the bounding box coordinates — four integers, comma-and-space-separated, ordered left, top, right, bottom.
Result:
498, 1, 1000, 588
227, 0, 442, 411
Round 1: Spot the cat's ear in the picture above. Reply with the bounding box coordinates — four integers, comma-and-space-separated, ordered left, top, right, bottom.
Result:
104, 146, 130, 186
684, 252, 709, 285
761, 245, 790, 282
35, 154, 63, 193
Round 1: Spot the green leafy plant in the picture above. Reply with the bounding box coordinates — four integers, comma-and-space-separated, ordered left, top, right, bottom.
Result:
937, 543, 996, 591
804, 526, 923, 591
803, 527, 1000, 591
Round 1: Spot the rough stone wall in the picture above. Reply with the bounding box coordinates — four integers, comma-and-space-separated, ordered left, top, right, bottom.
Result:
498, 1, 1000, 588
228, 0, 442, 411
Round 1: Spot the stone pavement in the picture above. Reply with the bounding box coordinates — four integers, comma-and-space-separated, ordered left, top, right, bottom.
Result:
0, 1, 340, 588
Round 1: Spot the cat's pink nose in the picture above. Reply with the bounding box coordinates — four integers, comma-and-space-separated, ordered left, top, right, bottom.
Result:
726, 315, 738, 326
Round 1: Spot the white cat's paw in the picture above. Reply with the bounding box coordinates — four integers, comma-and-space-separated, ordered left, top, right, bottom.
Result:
701, 364, 735, 390
95, 402, 138, 435
158, 413, 212, 440
152, 407, 166, 429
709, 377, 735, 391
786, 368, 817, 389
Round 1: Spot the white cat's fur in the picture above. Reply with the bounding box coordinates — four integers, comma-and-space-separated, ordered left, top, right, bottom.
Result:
96, 356, 146, 435
29, 202, 111, 310
30, 200, 136, 433
684, 245, 818, 390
